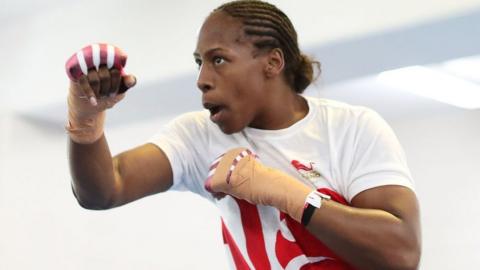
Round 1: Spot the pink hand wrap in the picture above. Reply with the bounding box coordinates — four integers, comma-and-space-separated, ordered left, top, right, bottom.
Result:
205, 147, 313, 223
65, 43, 128, 144
65, 43, 127, 82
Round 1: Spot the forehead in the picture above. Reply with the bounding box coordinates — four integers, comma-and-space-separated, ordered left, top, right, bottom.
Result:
195, 11, 248, 55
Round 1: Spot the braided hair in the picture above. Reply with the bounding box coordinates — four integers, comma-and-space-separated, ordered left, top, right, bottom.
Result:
214, 0, 320, 93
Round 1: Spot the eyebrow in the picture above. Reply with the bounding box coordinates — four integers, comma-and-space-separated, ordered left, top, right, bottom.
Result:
193, 47, 225, 58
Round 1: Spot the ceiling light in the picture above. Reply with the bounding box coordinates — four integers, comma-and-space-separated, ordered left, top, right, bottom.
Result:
441, 55, 480, 83
377, 65, 480, 109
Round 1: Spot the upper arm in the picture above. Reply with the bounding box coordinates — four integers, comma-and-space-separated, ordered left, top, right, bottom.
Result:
351, 185, 421, 241
111, 143, 173, 207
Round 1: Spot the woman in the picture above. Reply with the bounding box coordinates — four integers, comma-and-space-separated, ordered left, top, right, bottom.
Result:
66, 1, 421, 269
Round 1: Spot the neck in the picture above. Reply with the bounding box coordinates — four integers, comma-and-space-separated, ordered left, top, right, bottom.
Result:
249, 82, 309, 130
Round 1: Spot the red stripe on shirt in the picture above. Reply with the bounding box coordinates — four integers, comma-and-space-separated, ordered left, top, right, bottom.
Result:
237, 199, 271, 270
222, 218, 251, 270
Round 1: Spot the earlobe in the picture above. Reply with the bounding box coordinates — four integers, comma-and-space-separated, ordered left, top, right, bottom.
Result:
265, 65, 274, 78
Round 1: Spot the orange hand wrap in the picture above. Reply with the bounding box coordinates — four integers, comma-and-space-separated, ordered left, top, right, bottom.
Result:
66, 83, 124, 144
205, 147, 313, 222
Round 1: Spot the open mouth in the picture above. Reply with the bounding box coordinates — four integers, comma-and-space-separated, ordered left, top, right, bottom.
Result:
209, 105, 222, 115
204, 102, 226, 122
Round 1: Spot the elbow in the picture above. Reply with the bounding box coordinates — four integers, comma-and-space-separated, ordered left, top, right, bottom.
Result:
381, 220, 422, 270
76, 198, 114, 210
383, 244, 421, 270
71, 186, 116, 210
390, 250, 421, 270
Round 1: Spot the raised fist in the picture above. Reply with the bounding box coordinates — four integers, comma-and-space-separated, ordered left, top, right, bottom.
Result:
66, 43, 127, 82
66, 43, 136, 109
65, 43, 136, 143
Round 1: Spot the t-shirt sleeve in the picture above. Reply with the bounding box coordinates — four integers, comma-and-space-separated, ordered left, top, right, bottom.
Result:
147, 112, 210, 197
340, 108, 415, 202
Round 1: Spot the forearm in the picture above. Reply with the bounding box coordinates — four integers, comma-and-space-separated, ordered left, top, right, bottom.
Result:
206, 148, 421, 269
306, 199, 421, 270
68, 134, 118, 209
65, 44, 140, 209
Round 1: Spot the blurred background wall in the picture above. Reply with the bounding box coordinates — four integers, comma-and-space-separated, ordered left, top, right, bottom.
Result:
1, 0, 479, 269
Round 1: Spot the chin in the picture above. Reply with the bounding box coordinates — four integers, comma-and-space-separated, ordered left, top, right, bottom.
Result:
219, 126, 238, 135
217, 122, 244, 135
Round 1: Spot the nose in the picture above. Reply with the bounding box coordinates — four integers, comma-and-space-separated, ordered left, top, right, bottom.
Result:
196, 64, 214, 93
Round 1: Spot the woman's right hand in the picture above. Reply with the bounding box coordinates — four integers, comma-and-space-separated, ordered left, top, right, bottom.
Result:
67, 66, 136, 144
68, 66, 136, 117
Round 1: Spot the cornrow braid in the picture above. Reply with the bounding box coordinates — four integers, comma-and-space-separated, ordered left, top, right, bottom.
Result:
215, 0, 320, 93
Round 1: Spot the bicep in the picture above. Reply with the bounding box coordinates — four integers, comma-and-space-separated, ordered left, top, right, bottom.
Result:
112, 143, 174, 206
351, 185, 421, 234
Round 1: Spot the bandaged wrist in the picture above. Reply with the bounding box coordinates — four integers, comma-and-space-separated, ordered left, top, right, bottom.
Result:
205, 147, 314, 223
66, 109, 105, 144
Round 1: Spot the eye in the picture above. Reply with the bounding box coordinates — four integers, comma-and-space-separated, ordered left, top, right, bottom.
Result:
213, 56, 225, 65
195, 58, 202, 69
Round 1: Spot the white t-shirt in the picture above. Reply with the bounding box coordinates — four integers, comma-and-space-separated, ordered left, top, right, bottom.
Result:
148, 96, 414, 269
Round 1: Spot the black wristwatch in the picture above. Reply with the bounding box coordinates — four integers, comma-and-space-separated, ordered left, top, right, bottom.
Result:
301, 191, 331, 226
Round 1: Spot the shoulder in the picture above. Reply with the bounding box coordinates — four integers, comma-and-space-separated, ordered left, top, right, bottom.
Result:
165, 110, 213, 134
169, 110, 210, 127
305, 96, 383, 128
150, 110, 212, 146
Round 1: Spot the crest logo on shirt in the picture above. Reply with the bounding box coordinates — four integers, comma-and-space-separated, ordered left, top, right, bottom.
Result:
291, 160, 322, 180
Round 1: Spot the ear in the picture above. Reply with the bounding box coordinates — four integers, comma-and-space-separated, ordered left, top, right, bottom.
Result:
264, 48, 285, 78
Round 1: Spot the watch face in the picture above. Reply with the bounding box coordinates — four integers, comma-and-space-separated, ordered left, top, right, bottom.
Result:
306, 191, 322, 208
314, 191, 331, 200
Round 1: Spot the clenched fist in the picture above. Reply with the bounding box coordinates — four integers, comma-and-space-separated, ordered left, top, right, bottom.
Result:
65, 43, 136, 144
205, 148, 313, 222
66, 43, 136, 108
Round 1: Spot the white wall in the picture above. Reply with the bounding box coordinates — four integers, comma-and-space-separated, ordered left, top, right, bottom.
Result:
2, 0, 479, 111
393, 108, 480, 269
0, 113, 229, 269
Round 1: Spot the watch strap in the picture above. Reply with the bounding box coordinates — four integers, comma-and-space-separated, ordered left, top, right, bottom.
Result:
301, 191, 331, 226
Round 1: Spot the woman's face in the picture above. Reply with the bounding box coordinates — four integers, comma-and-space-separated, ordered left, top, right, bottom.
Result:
194, 11, 270, 134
